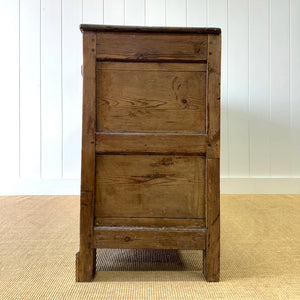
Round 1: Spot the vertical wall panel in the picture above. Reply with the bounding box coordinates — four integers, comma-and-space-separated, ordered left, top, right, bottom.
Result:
0, 0, 19, 179
83, 0, 104, 23
290, 0, 300, 176
208, 0, 228, 177
2, 0, 300, 194
104, 0, 124, 25
145, 0, 165, 26
187, 0, 207, 27
125, 0, 144, 25
249, 0, 270, 176
62, 0, 82, 179
41, 0, 62, 178
270, 0, 291, 176
19, 0, 41, 179
227, 0, 249, 176
166, 0, 186, 26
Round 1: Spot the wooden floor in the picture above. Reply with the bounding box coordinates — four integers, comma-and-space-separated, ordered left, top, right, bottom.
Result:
0, 195, 299, 299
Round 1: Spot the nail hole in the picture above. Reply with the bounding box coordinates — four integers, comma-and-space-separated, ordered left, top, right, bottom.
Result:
124, 236, 131, 242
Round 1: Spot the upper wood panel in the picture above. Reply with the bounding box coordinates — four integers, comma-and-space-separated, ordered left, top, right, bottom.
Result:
96, 62, 207, 133
96, 32, 208, 61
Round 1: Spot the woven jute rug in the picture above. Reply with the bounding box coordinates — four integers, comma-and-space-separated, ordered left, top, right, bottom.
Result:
0, 195, 299, 299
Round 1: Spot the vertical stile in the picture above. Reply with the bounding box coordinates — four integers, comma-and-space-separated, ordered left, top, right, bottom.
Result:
76, 31, 97, 282
204, 34, 221, 281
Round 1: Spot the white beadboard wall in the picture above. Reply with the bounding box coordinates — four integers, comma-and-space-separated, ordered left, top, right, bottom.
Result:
0, 0, 300, 195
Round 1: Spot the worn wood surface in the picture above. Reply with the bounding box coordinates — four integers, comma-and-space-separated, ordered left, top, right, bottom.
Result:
81, 24, 221, 35
94, 226, 206, 250
95, 155, 205, 219
96, 62, 206, 133
96, 32, 208, 61
76, 32, 96, 282
95, 133, 207, 154
95, 217, 205, 228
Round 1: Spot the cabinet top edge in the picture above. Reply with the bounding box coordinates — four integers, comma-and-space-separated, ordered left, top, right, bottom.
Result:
80, 24, 221, 35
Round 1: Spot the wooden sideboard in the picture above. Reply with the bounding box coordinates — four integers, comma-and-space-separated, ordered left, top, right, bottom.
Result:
76, 24, 221, 282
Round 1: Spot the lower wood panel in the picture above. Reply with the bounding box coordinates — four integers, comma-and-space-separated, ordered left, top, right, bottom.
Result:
93, 226, 206, 249
95, 155, 205, 219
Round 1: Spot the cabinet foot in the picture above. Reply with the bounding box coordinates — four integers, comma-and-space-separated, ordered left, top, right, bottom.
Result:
76, 249, 96, 282
203, 246, 220, 282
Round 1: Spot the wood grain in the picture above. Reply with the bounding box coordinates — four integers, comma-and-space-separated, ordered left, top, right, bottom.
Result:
95, 217, 206, 228
96, 62, 206, 133
76, 32, 96, 282
95, 133, 207, 154
95, 155, 205, 219
94, 226, 206, 250
96, 32, 208, 61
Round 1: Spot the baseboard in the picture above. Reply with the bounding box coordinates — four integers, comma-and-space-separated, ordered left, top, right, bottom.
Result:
221, 177, 300, 194
0, 179, 80, 195
0, 178, 299, 195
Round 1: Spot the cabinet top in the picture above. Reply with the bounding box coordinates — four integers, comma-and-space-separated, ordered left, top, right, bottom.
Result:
80, 24, 221, 35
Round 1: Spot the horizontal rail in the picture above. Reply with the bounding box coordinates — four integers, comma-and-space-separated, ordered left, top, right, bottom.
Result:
93, 226, 206, 249
95, 133, 207, 154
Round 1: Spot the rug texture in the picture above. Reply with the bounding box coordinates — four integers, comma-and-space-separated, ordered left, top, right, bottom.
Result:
0, 195, 299, 299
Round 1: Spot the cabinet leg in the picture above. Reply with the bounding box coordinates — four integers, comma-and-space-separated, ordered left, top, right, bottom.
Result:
76, 249, 96, 282
203, 233, 220, 282
204, 158, 220, 282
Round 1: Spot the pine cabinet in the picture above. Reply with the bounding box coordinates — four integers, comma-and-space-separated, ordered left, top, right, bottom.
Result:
76, 25, 221, 282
